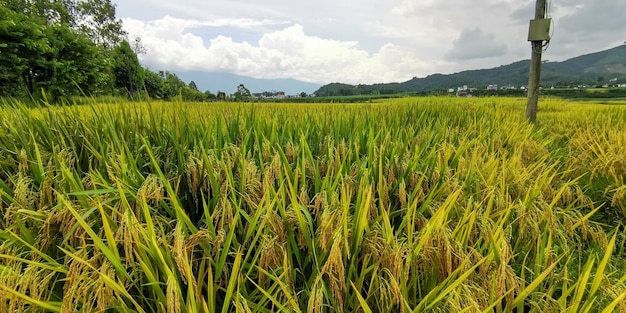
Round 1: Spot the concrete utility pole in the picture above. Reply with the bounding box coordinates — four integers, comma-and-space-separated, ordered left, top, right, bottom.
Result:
526, 0, 549, 123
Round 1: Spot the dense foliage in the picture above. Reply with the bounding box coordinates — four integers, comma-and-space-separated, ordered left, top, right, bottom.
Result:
1, 97, 625, 312
0, 0, 213, 102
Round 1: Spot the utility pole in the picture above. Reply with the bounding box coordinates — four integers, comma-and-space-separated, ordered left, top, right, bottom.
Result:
526, 0, 549, 123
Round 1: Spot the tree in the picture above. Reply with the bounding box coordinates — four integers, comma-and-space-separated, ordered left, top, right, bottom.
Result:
233, 83, 251, 101
143, 67, 165, 99
204, 90, 216, 101
74, 0, 126, 49
131, 36, 147, 55
0, 6, 52, 97
5, 0, 126, 49
0, 0, 139, 102
2, 0, 75, 26
181, 88, 205, 102
162, 71, 186, 99
189, 80, 199, 91
39, 24, 106, 100
112, 40, 144, 98
0, 6, 104, 100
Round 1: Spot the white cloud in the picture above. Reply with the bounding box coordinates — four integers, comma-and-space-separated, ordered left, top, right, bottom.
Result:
123, 17, 432, 84
445, 28, 508, 61
114, 0, 626, 84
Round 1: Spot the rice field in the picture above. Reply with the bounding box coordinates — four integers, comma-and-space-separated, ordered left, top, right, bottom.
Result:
1, 97, 625, 312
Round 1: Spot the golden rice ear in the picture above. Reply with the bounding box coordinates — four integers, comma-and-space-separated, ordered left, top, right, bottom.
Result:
212, 190, 234, 233
137, 174, 164, 204
612, 186, 626, 216
398, 179, 408, 209
285, 142, 296, 163
299, 185, 310, 208
13, 175, 35, 209
316, 193, 342, 254
166, 275, 181, 313
234, 292, 253, 313
307, 277, 325, 313
18, 149, 28, 175
171, 223, 189, 285
243, 158, 262, 204
258, 235, 285, 284
321, 235, 346, 309
312, 190, 328, 219
184, 156, 202, 194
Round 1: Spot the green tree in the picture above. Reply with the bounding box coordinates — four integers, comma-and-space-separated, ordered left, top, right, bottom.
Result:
39, 24, 106, 100
0, 6, 52, 97
181, 87, 205, 102
162, 71, 186, 99
189, 80, 199, 91
233, 83, 251, 101
143, 68, 165, 99
0, 0, 137, 103
205, 90, 216, 101
112, 40, 144, 98
1, 0, 75, 26
74, 0, 126, 49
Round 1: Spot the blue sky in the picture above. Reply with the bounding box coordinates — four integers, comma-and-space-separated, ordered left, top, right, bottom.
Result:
113, 0, 626, 84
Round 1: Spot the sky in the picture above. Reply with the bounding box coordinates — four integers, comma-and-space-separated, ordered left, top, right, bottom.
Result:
114, 0, 626, 85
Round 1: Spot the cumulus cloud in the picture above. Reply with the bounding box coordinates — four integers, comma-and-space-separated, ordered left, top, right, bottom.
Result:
122, 16, 430, 84
445, 28, 508, 61
114, 0, 625, 83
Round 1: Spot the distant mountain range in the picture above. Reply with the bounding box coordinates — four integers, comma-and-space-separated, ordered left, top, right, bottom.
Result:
174, 71, 321, 95
172, 45, 626, 97
314, 45, 626, 96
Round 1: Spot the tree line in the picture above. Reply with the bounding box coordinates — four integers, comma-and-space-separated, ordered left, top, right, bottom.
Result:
0, 0, 216, 103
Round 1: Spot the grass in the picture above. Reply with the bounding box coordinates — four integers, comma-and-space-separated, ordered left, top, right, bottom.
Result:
0, 97, 625, 312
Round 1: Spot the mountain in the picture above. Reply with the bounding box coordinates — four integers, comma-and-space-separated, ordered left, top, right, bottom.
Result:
315, 45, 626, 96
174, 71, 321, 95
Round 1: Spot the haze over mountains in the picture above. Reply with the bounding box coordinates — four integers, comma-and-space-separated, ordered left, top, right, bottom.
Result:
174, 45, 626, 96
174, 71, 321, 95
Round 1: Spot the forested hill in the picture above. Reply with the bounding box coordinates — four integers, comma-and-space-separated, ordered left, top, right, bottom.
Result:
314, 45, 626, 96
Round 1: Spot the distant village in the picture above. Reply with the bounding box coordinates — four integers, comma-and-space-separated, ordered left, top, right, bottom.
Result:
450, 78, 626, 97
449, 85, 526, 97
251, 90, 316, 100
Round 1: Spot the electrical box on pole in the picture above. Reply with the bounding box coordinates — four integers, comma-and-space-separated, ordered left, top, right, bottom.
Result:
528, 18, 551, 41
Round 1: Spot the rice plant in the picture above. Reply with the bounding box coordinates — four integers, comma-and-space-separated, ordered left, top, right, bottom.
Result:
1, 97, 625, 312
